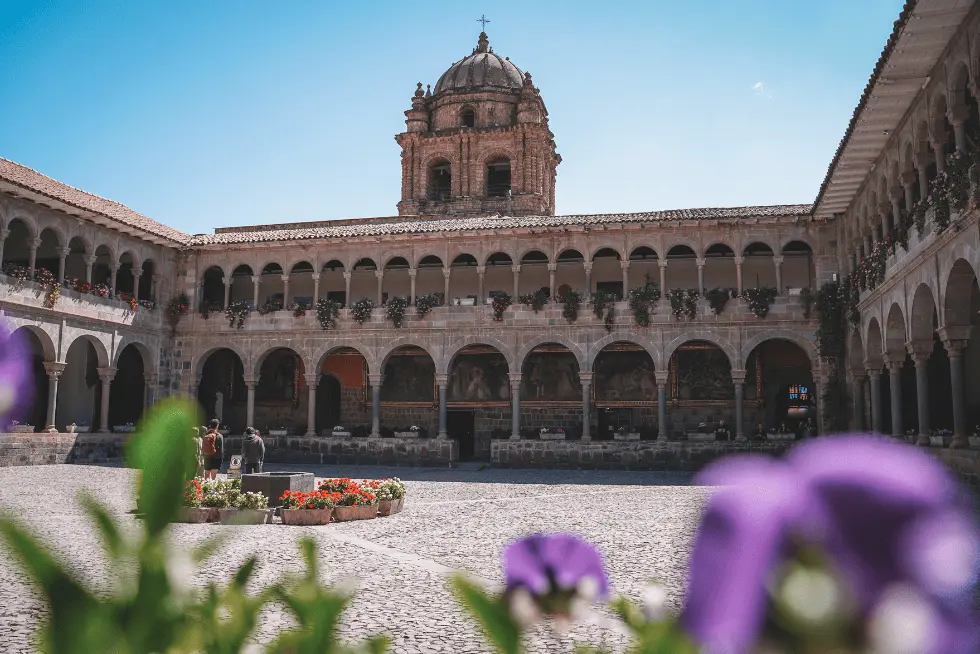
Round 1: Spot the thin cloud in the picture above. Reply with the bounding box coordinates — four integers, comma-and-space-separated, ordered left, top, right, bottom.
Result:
753, 81, 772, 99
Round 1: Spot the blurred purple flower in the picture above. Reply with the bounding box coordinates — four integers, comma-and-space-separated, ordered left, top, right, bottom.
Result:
681, 436, 980, 654
0, 322, 31, 427
503, 533, 610, 600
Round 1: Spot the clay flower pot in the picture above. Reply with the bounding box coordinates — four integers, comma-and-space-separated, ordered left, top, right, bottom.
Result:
354, 503, 378, 520
332, 505, 359, 522
177, 507, 213, 524
377, 500, 396, 516
393, 497, 405, 514
280, 508, 333, 526
218, 508, 269, 525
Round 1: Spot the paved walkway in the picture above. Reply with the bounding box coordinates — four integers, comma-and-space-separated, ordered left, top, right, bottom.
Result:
0, 464, 709, 653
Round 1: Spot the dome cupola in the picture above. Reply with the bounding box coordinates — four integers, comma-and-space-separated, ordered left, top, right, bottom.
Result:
433, 32, 524, 95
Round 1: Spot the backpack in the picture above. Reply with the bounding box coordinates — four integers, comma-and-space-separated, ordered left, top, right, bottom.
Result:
203, 432, 218, 456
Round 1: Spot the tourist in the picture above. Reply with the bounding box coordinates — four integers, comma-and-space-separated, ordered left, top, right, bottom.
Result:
714, 420, 731, 441
241, 427, 265, 474
803, 417, 816, 438
777, 421, 790, 435
752, 422, 765, 441
202, 419, 223, 479
192, 427, 204, 477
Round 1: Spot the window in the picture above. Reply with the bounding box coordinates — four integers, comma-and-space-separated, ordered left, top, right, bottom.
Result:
461, 107, 475, 128
486, 157, 511, 197
428, 161, 452, 201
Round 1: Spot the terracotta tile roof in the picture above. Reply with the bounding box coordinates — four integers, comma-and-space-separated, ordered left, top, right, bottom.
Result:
812, 0, 916, 210
0, 157, 191, 245
192, 204, 813, 245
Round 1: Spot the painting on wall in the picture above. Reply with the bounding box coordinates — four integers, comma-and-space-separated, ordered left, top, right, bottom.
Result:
448, 351, 510, 403
521, 350, 581, 402
594, 350, 656, 403
671, 345, 734, 401
381, 354, 435, 403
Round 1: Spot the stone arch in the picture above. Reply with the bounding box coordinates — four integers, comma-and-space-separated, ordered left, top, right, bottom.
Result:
485, 251, 514, 266
949, 61, 972, 107
590, 244, 625, 261
252, 343, 308, 378
413, 253, 445, 269
849, 327, 866, 371
112, 337, 155, 375
287, 259, 315, 275
425, 154, 454, 201
382, 252, 413, 269
909, 283, 938, 344
865, 317, 884, 368
5, 211, 37, 238
627, 244, 659, 260
37, 223, 66, 249
312, 342, 375, 375
701, 238, 736, 258
443, 336, 514, 373
663, 238, 700, 257
257, 261, 284, 276
586, 334, 661, 371
193, 343, 249, 377
518, 247, 550, 264
943, 258, 979, 328
478, 147, 518, 167
9, 323, 56, 362
663, 332, 737, 370
64, 333, 110, 368
515, 334, 586, 372
739, 330, 817, 370
884, 302, 908, 357
376, 338, 440, 375
118, 248, 141, 271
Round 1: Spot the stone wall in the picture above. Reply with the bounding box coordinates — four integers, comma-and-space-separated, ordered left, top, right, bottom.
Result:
0, 432, 127, 467
224, 435, 456, 467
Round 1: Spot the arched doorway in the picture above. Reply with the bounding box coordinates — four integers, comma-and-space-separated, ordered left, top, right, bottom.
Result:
200, 266, 225, 312
8, 327, 49, 431
703, 243, 736, 292
447, 344, 510, 459
591, 247, 622, 298
198, 348, 246, 433
108, 344, 146, 428
383, 257, 411, 305
666, 340, 734, 436
742, 242, 777, 289
57, 337, 101, 430
518, 250, 549, 298
381, 345, 437, 437
1, 219, 32, 272
743, 339, 814, 434
781, 241, 815, 292
255, 347, 305, 433
592, 342, 657, 440
316, 346, 371, 435
665, 245, 697, 291
520, 343, 581, 438
315, 374, 342, 436
555, 249, 585, 297
320, 260, 347, 306
944, 259, 980, 435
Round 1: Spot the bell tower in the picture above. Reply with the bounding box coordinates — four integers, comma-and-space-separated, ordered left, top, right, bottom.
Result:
395, 32, 560, 217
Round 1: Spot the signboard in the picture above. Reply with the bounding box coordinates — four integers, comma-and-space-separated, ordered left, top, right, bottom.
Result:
787, 384, 810, 419
227, 455, 242, 477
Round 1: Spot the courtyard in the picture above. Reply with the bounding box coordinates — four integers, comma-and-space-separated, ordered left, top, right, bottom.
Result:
0, 463, 707, 653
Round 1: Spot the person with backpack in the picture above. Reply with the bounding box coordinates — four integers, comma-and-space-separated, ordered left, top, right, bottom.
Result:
202, 419, 223, 479
241, 427, 265, 474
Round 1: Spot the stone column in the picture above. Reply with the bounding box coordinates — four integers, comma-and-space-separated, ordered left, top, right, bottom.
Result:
132, 273, 141, 301
244, 375, 257, 428
56, 247, 69, 283
932, 140, 946, 174
773, 255, 784, 293
281, 275, 290, 308
305, 374, 318, 437
312, 273, 320, 302
902, 172, 916, 213
885, 359, 903, 437
548, 264, 557, 299
944, 338, 969, 448
151, 273, 160, 303
109, 263, 119, 296
343, 271, 352, 306
476, 265, 485, 302
851, 372, 867, 431
97, 367, 116, 433
579, 372, 593, 440
0, 228, 9, 266
188, 374, 201, 402
734, 256, 744, 294
732, 370, 746, 440
144, 374, 157, 410
949, 109, 967, 152
511, 264, 521, 298
659, 260, 667, 293
251, 276, 260, 309
27, 238, 41, 275
43, 362, 65, 432
408, 268, 417, 304
890, 197, 902, 234
583, 262, 592, 295
436, 373, 448, 439
867, 369, 883, 432
443, 267, 451, 302
908, 346, 931, 444
620, 260, 630, 297
369, 373, 383, 437
696, 258, 705, 293
509, 372, 522, 439
915, 156, 930, 200
223, 277, 231, 308
375, 270, 383, 305
656, 371, 669, 441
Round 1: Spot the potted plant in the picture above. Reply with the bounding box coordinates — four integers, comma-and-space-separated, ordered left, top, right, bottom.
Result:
613, 425, 640, 441
268, 427, 289, 437
66, 421, 91, 434
177, 479, 213, 523
373, 478, 406, 516
539, 427, 566, 440
113, 423, 135, 433
8, 421, 34, 433
279, 490, 340, 526
330, 425, 350, 438
459, 295, 476, 307
219, 491, 270, 525
395, 425, 421, 438
330, 481, 378, 521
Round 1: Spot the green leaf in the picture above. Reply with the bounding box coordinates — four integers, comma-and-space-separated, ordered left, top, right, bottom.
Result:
79, 493, 124, 561
450, 574, 521, 654
126, 397, 200, 536
190, 533, 227, 566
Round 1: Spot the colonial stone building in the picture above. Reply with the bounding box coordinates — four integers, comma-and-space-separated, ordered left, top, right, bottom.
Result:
1, 3, 978, 465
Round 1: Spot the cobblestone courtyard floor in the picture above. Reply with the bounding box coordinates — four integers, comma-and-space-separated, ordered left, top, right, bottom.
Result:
0, 464, 709, 653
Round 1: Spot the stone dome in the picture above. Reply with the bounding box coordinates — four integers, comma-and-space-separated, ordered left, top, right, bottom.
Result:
433, 32, 524, 95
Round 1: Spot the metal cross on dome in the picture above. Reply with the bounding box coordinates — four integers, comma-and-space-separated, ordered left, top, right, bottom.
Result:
476, 14, 490, 31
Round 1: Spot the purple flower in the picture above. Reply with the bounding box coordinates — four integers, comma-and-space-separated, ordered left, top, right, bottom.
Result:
681, 436, 980, 654
503, 533, 610, 601
0, 322, 32, 427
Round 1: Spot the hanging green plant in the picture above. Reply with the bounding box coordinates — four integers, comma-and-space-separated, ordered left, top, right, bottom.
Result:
199, 299, 221, 319
414, 292, 442, 319
590, 289, 613, 319
557, 288, 581, 323
315, 298, 341, 330
666, 288, 698, 321
490, 293, 512, 321
627, 284, 661, 325
385, 296, 410, 328
741, 286, 777, 318
291, 301, 309, 318
519, 289, 549, 313
350, 298, 376, 324
225, 301, 249, 329
799, 287, 813, 319
704, 287, 735, 315
257, 297, 283, 315
603, 304, 615, 332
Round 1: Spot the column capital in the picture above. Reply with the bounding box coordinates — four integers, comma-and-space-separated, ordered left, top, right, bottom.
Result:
27, 237, 41, 249
475, 265, 486, 275
368, 373, 384, 386
619, 260, 631, 270
906, 341, 932, 364
303, 373, 319, 387
374, 270, 384, 279
547, 263, 557, 273
508, 372, 522, 388
947, 105, 969, 125
695, 258, 705, 268
850, 368, 868, 382
867, 368, 883, 381
442, 267, 452, 278
930, 136, 946, 152
43, 362, 66, 378
97, 366, 117, 382
655, 370, 669, 385
343, 271, 352, 280
578, 371, 594, 384
773, 255, 784, 265
251, 275, 259, 284
144, 374, 158, 386
658, 259, 668, 269
877, 201, 891, 216
435, 373, 449, 387
511, 264, 521, 274
280, 275, 289, 283
582, 262, 593, 273
884, 358, 904, 373
56, 247, 71, 258
730, 369, 747, 385
243, 374, 258, 387
0, 228, 9, 239
311, 272, 320, 282
900, 170, 917, 187
408, 267, 417, 278
733, 256, 744, 265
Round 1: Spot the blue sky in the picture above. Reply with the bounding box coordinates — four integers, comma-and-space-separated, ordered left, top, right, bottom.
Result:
0, 1, 903, 234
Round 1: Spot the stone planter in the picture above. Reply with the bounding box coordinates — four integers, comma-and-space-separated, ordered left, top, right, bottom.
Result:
177, 507, 214, 524
331, 430, 351, 438
280, 508, 333, 526
687, 433, 715, 442
218, 508, 270, 525
113, 426, 134, 433
356, 503, 378, 520
268, 429, 289, 437
539, 431, 566, 440
613, 432, 640, 441
377, 497, 405, 516
969, 436, 980, 448
394, 431, 420, 438
458, 297, 476, 306
242, 472, 315, 507
66, 425, 91, 434
766, 433, 795, 441
929, 436, 946, 447
334, 504, 377, 521
8, 425, 34, 433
